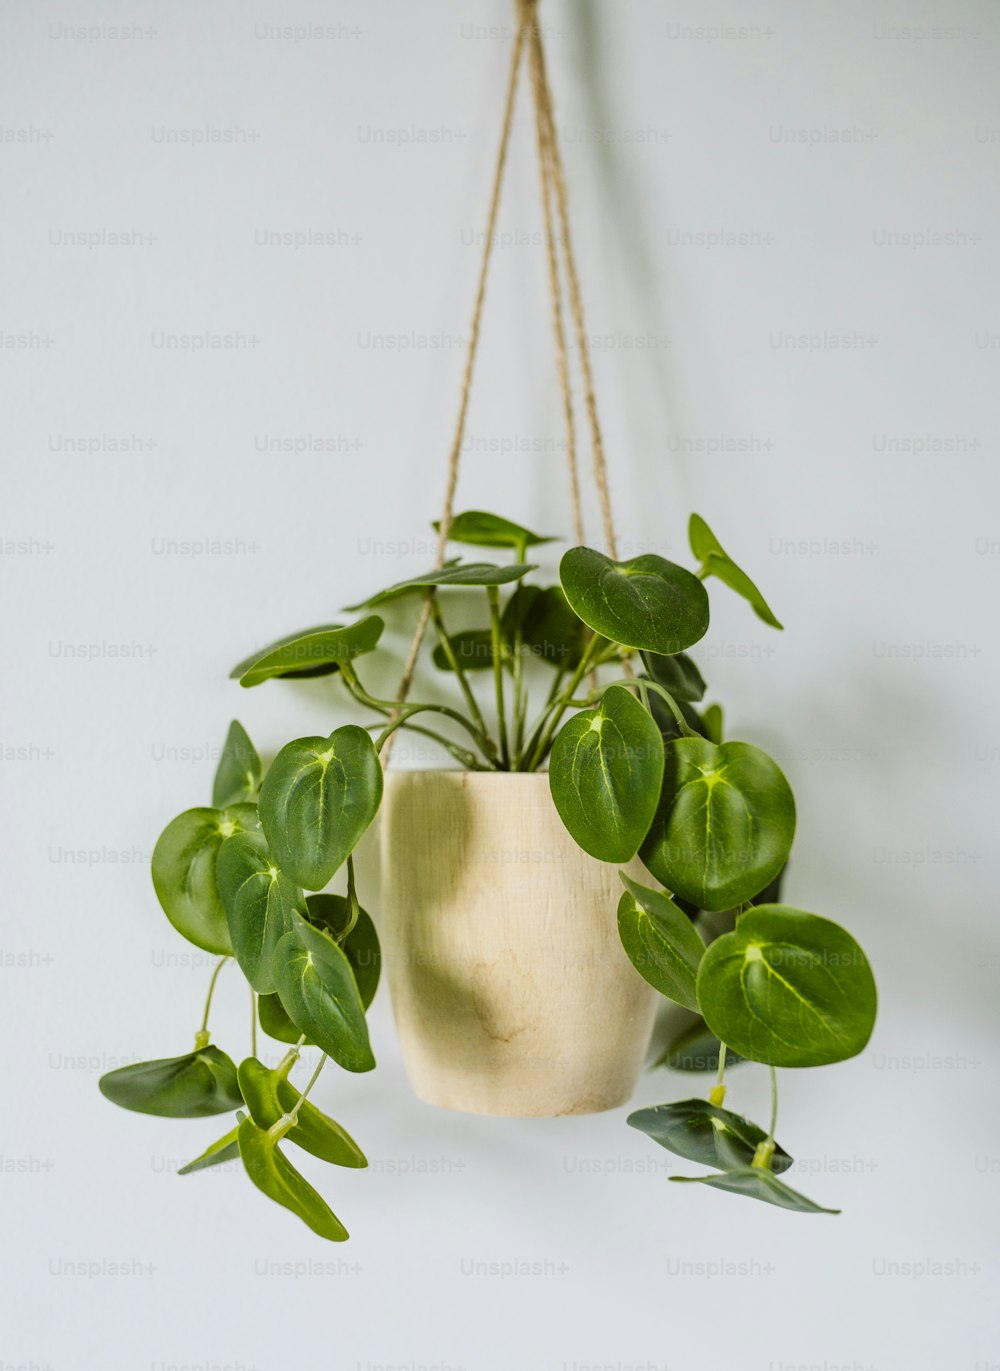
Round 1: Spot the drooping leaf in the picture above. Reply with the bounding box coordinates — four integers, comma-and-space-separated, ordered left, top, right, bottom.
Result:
151, 803, 260, 953
258, 992, 308, 1045
616, 875, 704, 1010
237, 1117, 349, 1240
689, 514, 783, 630
434, 510, 554, 552
274, 913, 375, 1073
559, 546, 709, 656
640, 738, 795, 911
671, 1166, 838, 1214
348, 561, 536, 609
216, 831, 306, 993
99, 1046, 243, 1118
303, 894, 381, 1009
640, 650, 706, 703
549, 685, 664, 862
237, 1058, 367, 1168
432, 630, 497, 672
258, 726, 382, 890
230, 616, 384, 688
212, 720, 262, 808
628, 1099, 792, 1173
654, 1017, 745, 1072
696, 904, 877, 1068
177, 1126, 241, 1175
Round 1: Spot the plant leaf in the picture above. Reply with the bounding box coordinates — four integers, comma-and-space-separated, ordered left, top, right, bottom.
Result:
431, 630, 497, 672
151, 803, 260, 953
549, 685, 664, 862
689, 514, 783, 630
701, 703, 724, 744
696, 904, 877, 1067
671, 1166, 838, 1214
434, 510, 554, 551
559, 546, 709, 655
274, 913, 375, 1073
628, 1099, 793, 1172
216, 831, 306, 994
640, 738, 795, 912
99, 1046, 242, 1118
348, 561, 536, 609
258, 992, 309, 1045
237, 1117, 349, 1240
230, 616, 384, 688
640, 650, 706, 703
212, 720, 262, 807
616, 875, 704, 1010
258, 726, 382, 890
654, 1017, 745, 1072
517, 585, 588, 670
237, 1058, 367, 1168
303, 894, 381, 1009
177, 1126, 241, 1175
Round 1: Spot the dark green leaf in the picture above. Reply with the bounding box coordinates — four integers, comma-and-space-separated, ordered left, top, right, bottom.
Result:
559, 546, 709, 655
349, 562, 536, 609
216, 831, 306, 994
640, 651, 706, 703
151, 803, 259, 953
274, 913, 375, 1073
640, 738, 795, 912
628, 1099, 792, 1172
212, 720, 262, 808
689, 514, 783, 630
258, 992, 308, 1045
549, 685, 664, 862
303, 894, 381, 1009
701, 703, 723, 744
434, 510, 554, 551
671, 1166, 839, 1214
518, 585, 588, 670
432, 630, 497, 672
696, 904, 877, 1067
99, 1046, 242, 1118
177, 1126, 241, 1175
258, 726, 382, 890
617, 875, 704, 1010
230, 616, 384, 688
237, 1117, 349, 1240
655, 1017, 745, 1072
237, 1058, 367, 1168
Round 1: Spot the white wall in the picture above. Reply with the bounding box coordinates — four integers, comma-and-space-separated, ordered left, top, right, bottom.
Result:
3, 1, 998, 1367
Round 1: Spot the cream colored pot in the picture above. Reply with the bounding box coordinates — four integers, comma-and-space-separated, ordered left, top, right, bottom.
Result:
379, 770, 657, 1117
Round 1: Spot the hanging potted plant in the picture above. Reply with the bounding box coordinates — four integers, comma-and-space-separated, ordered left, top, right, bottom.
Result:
100, 0, 877, 1237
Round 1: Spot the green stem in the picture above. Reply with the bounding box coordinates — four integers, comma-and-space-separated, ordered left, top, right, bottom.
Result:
268, 1053, 328, 1141
194, 955, 230, 1048
517, 660, 569, 769
487, 587, 510, 768
429, 599, 490, 740
595, 675, 694, 735
525, 634, 604, 771
708, 1042, 727, 1107
339, 855, 360, 943
276, 1034, 308, 1081
343, 662, 497, 763
250, 987, 258, 1059
752, 1066, 779, 1170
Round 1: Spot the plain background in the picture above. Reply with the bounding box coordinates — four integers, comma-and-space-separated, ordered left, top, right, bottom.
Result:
3, 0, 998, 1367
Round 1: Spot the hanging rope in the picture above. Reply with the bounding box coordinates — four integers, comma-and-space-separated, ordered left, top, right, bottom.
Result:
386, 0, 624, 751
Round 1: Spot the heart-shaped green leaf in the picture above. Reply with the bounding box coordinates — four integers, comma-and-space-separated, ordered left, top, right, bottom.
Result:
640, 738, 795, 912
274, 913, 375, 1073
258, 992, 309, 1045
151, 803, 260, 953
99, 1046, 242, 1118
689, 514, 782, 630
432, 630, 497, 672
628, 1099, 792, 1173
654, 1017, 745, 1072
616, 875, 704, 1010
212, 720, 262, 808
237, 1117, 349, 1240
349, 562, 536, 609
237, 1058, 367, 1168
216, 831, 306, 994
640, 650, 706, 703
434, 510, 554, 552
671, 1166, 838, 1214
231, 616, 384, 688
696, 905, 877, 1067
560, 546, 709, 655
258, 726, 382, 891
549, 685, 665, 862
303, 894, 381, 1009
177, 1126, 241, 1175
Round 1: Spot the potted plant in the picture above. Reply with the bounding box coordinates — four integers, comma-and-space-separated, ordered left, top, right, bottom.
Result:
101, 506, 878, 1235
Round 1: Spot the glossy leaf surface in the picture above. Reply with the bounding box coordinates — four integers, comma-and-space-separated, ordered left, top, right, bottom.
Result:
99, 1046, 242, 1118
616, 875, 704, 1010
151, 803, 259, 953
237, 1117, 349, 1240
628, 1099, 792, 1172
230, 617, 384, 687
671, 1166, 838, 1214
216, 831, 306, 993
212, 720, 262, 808
689, 514, 782, 630
274, 913, 375, 1073
560, 547, 709, 656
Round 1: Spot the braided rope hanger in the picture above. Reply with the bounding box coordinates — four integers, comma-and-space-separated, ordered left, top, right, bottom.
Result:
387, 0, 623, 746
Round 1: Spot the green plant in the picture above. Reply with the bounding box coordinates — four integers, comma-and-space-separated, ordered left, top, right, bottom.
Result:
101, 507, 877, 1234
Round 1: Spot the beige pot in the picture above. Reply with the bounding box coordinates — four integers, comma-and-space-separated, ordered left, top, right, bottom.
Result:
379, 770, 657, 1117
